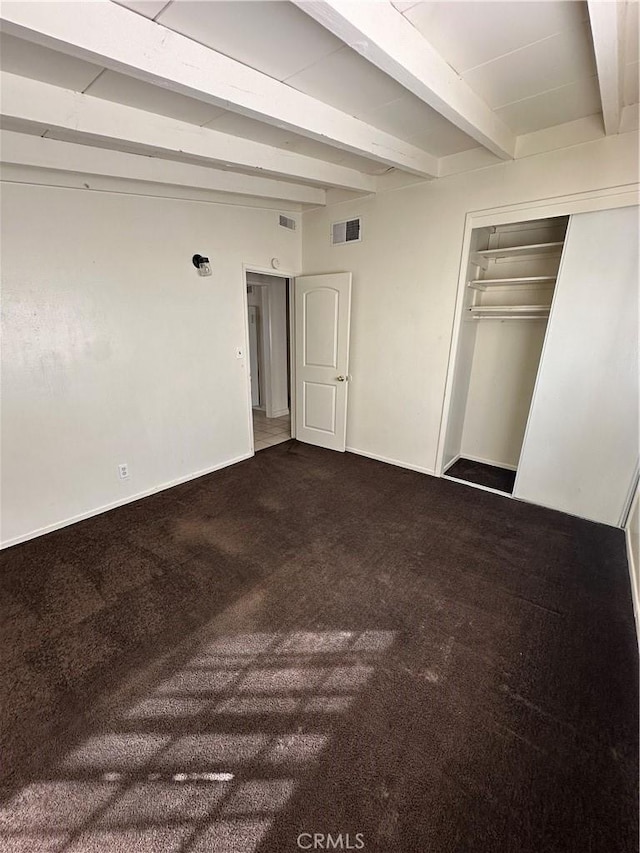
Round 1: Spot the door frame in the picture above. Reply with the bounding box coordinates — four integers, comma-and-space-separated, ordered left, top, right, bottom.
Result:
434, 183, 640, 478
242, 264, 299, 452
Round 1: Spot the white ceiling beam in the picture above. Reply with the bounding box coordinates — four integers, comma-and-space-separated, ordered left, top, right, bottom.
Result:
587, 0, 623, 135
0, 0, 438, 178
0, 73, 376, 193
292, 0, 516, 161
0, 131, 326, 206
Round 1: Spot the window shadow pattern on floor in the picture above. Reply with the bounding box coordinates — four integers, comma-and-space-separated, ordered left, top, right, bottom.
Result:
0, 629, 395, 853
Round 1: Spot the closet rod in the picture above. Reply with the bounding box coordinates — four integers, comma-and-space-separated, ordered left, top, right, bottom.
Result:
468, 276, 556, 291
471, 241, 564, 260
469, 315, 550, 321
467, 305, 550, 320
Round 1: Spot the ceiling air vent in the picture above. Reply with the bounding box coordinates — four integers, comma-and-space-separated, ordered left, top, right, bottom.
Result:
331, 217, 362, 246
279, 214, 297, 230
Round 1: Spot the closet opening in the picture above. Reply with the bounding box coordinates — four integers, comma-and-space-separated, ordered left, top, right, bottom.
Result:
442, 215, 569, 496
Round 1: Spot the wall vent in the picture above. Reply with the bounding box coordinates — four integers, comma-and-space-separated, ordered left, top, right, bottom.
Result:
279, 214, 296, 230
331, 217, 362, 245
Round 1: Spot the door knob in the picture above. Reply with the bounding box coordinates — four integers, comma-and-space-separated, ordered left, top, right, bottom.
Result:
336, 375, 345, 382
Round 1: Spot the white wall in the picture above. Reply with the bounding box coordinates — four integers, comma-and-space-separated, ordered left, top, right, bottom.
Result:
461, 320, 548, 469
1, 183, 301, 546
302, 132, 639, 476
3, 132, 638, 545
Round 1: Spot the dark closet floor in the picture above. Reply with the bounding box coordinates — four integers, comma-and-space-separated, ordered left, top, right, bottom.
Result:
0, 440, 638, 853
446, 457, 517, 494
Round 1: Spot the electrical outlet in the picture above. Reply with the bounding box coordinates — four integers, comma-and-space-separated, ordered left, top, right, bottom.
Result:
118, 463, 129, 480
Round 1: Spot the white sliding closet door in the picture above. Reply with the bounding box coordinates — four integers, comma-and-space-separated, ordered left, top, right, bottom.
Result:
514, 206, 639, 526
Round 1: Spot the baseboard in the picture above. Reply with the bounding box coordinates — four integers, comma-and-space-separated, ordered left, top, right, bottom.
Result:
269, 408, 290, 418
458, 453, 518, 471
346, 446, 435, 477
441, 453, 461, 475
625, 517, 640, 651
0, 452, 254, 550
442, 474, 513, 500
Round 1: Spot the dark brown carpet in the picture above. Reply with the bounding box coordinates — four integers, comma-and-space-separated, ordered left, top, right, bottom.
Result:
0, 440, 637, 853
446, 457, 517, 494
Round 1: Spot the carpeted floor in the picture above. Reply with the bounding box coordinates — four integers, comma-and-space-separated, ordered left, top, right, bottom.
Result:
0, 440, 637, 853
445, 457, 517, 494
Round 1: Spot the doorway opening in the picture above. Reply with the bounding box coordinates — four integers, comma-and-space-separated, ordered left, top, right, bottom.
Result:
246, 270, 293, 452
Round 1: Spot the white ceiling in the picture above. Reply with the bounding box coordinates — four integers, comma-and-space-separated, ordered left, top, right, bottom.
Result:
86, 69, 227, 126
149, 0, 481, 154
1, 0, 638, 203
156, 0, 346, 82
399, 1, 588, 73
399, 1, 601, 135
623, 0, 639, 105
0, 31, 103, 90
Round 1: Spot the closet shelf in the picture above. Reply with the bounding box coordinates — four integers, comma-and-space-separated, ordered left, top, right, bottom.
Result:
468, 275, 556, 291
471, 241, 564, 262
467, 304, 550, 320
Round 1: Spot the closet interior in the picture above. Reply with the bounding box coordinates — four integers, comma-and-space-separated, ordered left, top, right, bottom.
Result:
442, 215, 569, 495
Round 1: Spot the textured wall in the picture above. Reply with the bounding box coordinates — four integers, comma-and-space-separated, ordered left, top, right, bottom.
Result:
302, 131, 639, 476
1, 184, 300, 545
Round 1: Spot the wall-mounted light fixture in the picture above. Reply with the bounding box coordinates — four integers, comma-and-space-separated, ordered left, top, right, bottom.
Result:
192, 254, 212, 277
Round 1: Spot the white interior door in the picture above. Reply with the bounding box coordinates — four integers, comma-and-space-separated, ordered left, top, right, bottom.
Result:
295, 273, 352, 451
514, 206, 639, 526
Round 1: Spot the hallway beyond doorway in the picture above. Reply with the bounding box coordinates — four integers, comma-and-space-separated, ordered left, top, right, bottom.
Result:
253, 409, 291, 451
